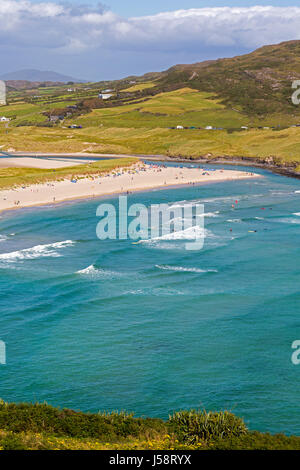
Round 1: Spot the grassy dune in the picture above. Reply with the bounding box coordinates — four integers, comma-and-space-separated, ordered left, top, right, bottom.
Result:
2, 123, 300, 166
0, 158, 138, 190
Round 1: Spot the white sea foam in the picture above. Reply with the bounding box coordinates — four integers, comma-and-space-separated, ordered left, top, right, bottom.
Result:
293, 212, 300, 216
142, 226, 212, 242
169, 196, 226, 208
125, 287, 186, 296
168, 200, 194, 210
276, 218, 300, 225
156, 265, 218, 273
203, 212, 219, 218
0, 235, 7, 242
0, 240, 75, 262
77, 264, 99, 275
76, 264, 120, 278
227, 219, 242, 223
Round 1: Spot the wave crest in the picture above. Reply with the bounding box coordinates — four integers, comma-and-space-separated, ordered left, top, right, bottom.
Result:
76, 265, 121, 278
141, 226, 213, 243
156, 265, 217, 273
0, 240, 75, 262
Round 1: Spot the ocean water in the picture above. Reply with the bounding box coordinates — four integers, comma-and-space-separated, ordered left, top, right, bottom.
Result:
1, 162, 300, 434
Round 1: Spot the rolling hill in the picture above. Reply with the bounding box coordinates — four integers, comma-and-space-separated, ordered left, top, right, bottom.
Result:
0, 69, 86, 83
148, 40, 300, 116
2, 40, 300, 170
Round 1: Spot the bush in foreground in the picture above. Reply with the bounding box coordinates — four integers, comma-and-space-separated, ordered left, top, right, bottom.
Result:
0, 401, 299, 450
168, 410, 247, 443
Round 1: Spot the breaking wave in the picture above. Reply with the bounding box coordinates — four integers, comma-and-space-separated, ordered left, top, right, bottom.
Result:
140, 226, 213, 243
76, 264, 121, 278
156, 265, 218, 273
0, 240, 75, 262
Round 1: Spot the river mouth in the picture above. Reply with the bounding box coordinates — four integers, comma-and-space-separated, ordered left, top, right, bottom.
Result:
0, 162, 299, 434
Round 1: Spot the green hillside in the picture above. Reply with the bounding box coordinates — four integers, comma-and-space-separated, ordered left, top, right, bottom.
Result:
160, 40, 300, 116
2, 40, 300, 169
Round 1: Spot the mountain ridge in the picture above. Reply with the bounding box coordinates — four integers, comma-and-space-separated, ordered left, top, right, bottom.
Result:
0, 69, 87, 83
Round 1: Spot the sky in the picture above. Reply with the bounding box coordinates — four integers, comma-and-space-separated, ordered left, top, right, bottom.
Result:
2, 1, 300, 81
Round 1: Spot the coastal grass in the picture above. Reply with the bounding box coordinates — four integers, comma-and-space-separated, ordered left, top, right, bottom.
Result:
0, 402, 299, 450
0, 157, 138, 190
2, 124, 300, 166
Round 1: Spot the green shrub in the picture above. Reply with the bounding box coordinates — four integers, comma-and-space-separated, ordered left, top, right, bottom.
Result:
0, 402, 166, 441
0, 433, 27, 450
169, 409, 248, 443
211, 431, 300, 450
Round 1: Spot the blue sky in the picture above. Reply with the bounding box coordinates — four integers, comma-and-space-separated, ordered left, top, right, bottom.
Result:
2, 1, 300, 80
105, 1, 300, 16
30, 1, 300, 17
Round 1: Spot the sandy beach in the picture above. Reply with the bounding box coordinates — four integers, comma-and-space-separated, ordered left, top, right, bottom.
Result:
0, 162, 261, 213
0, 156, 96, 169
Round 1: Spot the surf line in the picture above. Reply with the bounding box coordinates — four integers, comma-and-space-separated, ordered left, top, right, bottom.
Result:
95, 195, 206, 250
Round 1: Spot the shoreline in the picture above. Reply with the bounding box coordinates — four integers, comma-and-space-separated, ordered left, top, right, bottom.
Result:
2, 151, 300, 180
0, 176, 259, 217
0, 162, 262, 215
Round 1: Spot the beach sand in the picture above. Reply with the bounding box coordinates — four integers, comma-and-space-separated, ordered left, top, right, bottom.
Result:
0, 162, 262, 213
0, 156, 96, 169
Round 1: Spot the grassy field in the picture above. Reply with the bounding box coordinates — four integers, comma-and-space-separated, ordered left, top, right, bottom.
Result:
121, 81, 157, 92
0, 158, 137, 190
0, 402, 299, 450
2, 121, 300, 166
1, 85, 300, 169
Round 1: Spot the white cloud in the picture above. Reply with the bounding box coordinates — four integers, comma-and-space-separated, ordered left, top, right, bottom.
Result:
1, 3, 300, 56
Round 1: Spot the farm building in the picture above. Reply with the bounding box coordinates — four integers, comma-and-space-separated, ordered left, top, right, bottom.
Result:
49, 115, 64, 122
98, 93, 114, 100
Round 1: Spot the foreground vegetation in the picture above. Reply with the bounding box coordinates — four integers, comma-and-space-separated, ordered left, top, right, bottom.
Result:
0, 402, 298, 450
0, 157, 138, 190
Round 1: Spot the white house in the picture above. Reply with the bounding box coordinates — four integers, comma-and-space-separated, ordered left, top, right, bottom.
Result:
98, 93, 114, 100
0, 117, 9, 122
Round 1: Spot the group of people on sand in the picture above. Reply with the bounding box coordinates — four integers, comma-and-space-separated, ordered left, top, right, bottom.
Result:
0, 161, 258, 211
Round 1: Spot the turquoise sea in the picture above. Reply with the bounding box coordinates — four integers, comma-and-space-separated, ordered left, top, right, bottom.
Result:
0, 162, 300, 434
